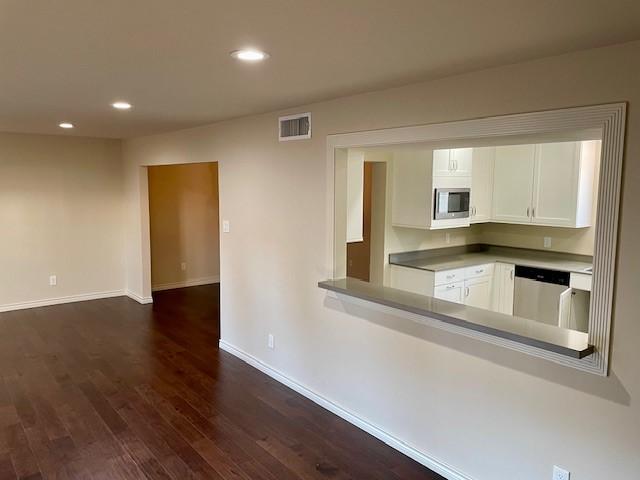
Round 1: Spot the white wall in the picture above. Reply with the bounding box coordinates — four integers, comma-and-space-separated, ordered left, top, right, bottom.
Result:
123, 41, 640, 480
0, 133, 124, 310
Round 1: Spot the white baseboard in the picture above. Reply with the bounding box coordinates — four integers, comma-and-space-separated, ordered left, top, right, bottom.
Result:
0, 290, 125, 313
151, 275, 220, 292
125, 290, 154, 304
218, 339, 473, 480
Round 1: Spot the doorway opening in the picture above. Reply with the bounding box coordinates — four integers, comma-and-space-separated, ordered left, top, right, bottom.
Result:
147, 162, 220, 337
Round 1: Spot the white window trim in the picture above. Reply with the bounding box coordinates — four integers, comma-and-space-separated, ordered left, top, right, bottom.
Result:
325, 103, 626, 376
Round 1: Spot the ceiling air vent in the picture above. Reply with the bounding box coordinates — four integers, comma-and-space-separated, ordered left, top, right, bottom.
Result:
279, 112, 311, 141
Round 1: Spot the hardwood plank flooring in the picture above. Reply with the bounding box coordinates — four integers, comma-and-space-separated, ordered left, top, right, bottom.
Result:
0, 285, 443, 479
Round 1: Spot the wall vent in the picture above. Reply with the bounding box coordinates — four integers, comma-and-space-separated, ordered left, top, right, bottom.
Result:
279, 112, 311, 141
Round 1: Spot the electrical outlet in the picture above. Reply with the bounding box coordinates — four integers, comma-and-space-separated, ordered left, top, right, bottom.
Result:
445, 232, 451, 244
222, 220, 230, 233
544, 236, 552, 249
268, 334, 275, 350
49, 275, 57, 286
181, 262, 187, 271
553, 465, 570, 480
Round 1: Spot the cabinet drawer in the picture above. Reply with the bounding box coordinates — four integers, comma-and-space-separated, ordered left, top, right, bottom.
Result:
434, 268, 466, 286
465, 263, 494, 280
434, 281, 465, 304
570, 272, 592, 292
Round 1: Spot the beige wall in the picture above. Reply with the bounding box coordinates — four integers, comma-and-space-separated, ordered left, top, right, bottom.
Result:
0, 133, 124, 309
123, 41, 640, 480
148, 162, 219, 289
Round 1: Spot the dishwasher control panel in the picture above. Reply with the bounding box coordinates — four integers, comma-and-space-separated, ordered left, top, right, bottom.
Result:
514, 265, 570, 286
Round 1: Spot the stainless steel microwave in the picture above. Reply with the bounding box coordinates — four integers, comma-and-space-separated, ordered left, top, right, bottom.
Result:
434, 188, 470, 220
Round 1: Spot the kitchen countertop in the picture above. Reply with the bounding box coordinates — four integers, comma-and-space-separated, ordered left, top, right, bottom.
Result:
389, 244, 593, 275
318, 278, 593, 359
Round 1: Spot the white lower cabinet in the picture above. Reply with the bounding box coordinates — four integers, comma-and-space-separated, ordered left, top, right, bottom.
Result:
389, 263, 496, 309
491, 263, 515, 315
388, 265, 433, 296
434, 282, 465, 304
463, 276, 492, 309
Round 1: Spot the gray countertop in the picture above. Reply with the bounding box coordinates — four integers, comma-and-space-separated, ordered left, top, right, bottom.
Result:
319, 278, 593, 359
389, 244, 593, 275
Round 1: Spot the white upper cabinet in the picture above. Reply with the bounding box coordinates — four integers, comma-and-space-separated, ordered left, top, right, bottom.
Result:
531, 141, 596, 227
492, 141, 597, 228
433, 148, 472, 177
451, 148, 473, 176
492, 144, 536, 223
432, 149, 452, 177
391, 149, 432, 229
390, 141, 597, 231
470, 147, 495, 223
346, 150, 364, 242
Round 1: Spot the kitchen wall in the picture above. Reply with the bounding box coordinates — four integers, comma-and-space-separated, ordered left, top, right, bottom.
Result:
479, 223, 595, 256
123, 41, 640, 480
148, 162, 219, 290
0, 133, 124, 310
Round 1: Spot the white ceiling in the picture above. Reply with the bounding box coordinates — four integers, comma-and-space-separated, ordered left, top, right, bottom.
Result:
1, 0, 639, 139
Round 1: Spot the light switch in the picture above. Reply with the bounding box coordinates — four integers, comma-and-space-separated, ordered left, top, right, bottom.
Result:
222, 220, 230, 233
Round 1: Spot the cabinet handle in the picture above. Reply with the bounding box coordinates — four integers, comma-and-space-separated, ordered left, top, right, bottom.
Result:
465, 286, 470, 297
475, 269, 483, 274
526, 207, 530, 217
454, 159, 458, 171
532, 208, 536, 218
446, 284, 456, 290
510, 270, 515, 281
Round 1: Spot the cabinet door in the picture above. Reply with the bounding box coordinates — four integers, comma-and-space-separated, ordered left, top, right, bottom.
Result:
464, 276, 492, 310
492, 145, 535, 223
432, 149, 451, 176
531, 142, 580, 227
391, 150, 432, 228
470, 147, 494, 223
346, 151, 365, 242
451, 148, 473, 176
491, 263, 515, 315
434, 282, 465, 304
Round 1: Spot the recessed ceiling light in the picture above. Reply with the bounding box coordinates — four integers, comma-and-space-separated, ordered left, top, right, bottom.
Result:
112, 101, 132, 110
59, 122, 74, 129
230, 49, 269, 62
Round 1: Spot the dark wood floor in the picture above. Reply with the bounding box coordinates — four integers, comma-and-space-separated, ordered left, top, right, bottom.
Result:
0, 285, 442, 479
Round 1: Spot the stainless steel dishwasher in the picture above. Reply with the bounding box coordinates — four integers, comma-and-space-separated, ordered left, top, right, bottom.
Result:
513, 266, 571, 326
